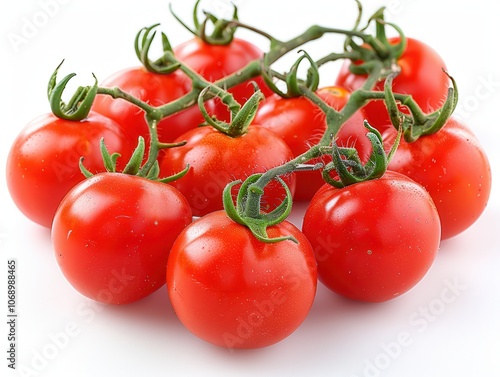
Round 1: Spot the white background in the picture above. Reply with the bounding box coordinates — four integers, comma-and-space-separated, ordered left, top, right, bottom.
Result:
1, 1, 499, 376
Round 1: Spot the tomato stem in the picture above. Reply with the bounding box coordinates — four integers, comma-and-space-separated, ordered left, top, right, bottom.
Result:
64, 5, 458, 242
97, 86, 155, 115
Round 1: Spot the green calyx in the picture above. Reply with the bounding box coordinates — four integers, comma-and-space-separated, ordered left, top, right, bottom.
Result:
223, 174, 297, 244
344, 6, 407, 77
322, 121, 401, 188
197, 83, 264, 137
47, 60, 97, 121
79, 137, 189, 183
135, 23, 179, 74
169, 0, 238, 45
261, 50, 320, 98
384, 71, 459, 142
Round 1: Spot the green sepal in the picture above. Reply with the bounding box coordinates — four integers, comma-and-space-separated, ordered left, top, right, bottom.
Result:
323, 121, 401, 188
157, 164, 190, 184
223, 175, 297, 244
79, 157, 93, 178
343, 7, 407, 77
170, 0, 238, 45
197, 84, 264, 137
134, 24, 179, 74
47, 61, 98, 121
122, 137, 146, 175
145, 161, 160, 180
99, 138, 120, 173
157, 140, 187, 149
78, 138, 121, 178
384, 71, 458, 142
260, 50, 320, 99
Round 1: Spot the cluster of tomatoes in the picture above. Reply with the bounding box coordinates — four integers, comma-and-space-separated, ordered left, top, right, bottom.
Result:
5, 3, 492, 349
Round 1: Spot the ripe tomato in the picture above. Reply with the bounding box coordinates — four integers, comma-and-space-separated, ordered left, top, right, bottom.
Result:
92, 67, 209, 145
159, 125, 296, 217
254, 86, 372, 201
302, 171, 441, 302
174, 37, 273, 120
382, 118, 492, 240
336, 37, 450, 130
52, 173, 192, 305
167, 210, 317, 349
6, 111, 131, 228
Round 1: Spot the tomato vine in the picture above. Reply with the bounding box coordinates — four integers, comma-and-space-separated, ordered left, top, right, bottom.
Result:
46, 2, 458, 242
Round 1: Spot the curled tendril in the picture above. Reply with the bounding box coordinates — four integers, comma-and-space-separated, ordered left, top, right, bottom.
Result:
47, 60, 98, 121
261, 50, 320, 98
223, 174, 297, 244
197, 83, 264, 137
322, 121, 401, 188
169, 0, 238, 45
134, 24, 179, 74
345, 7, 407, 76
383, 70, 458, 142
79, 136, 189, 183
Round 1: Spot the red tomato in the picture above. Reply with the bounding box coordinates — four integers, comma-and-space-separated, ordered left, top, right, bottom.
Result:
167, 210, 317, 349
336, 37, 450, 130
383, 118, 492, 240
52, 173, 192, 305
302, 171, 441, 302
6, 111, 131, 228
92, 67, 209, 145
159, 125, 296, 217
174, 37, 273, 120
254, 86, 372, 201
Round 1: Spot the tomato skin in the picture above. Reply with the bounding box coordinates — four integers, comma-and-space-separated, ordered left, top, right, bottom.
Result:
174, 37, 273, 120
52, 173, 192, 305
383, 118, 492, 240
254, 86, 372, 201
167, 210, 317, 349
159, 125, 296, 217
6, 111, 131, 228
336, 37, 449, 130
302, 171, 441, 302
92, 67, 209, 145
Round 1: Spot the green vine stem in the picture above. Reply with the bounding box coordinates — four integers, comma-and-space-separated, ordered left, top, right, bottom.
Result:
95, 19, 390, 122
57, 5, 457, 242
86, 20, 387, 175
239, 61, 455, 228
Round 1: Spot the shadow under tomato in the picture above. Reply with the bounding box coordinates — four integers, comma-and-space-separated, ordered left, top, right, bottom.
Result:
97, 286, 178, 327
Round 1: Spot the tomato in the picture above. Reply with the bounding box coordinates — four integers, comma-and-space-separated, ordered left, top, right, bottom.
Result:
174, 37, 273, 120
51, 173, 192, 305
6, 111, 131, 228
382, 118, 492, 240
302, 171, 441, 302
167, 210, 317, 348
159, 125, 296, 217
254, 86, 372, 201
336, 37, 450, 130
92, 67, 209, 145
